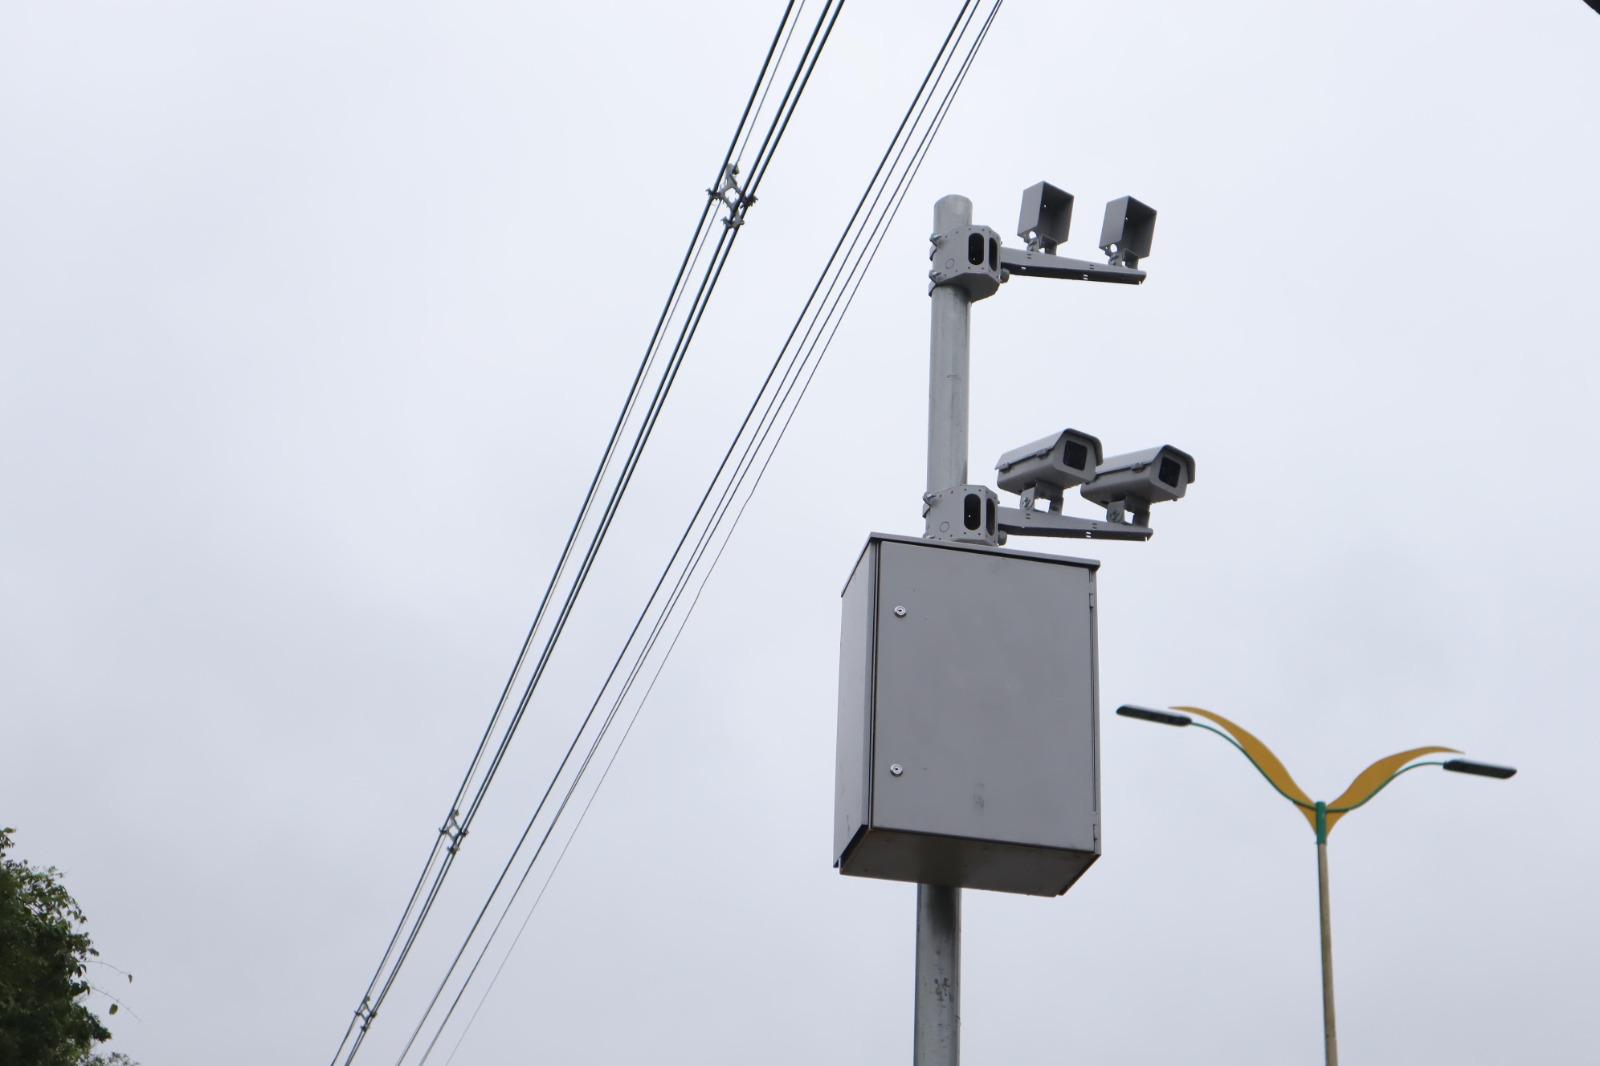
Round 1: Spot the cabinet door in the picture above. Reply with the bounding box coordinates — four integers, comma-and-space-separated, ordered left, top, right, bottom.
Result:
871, 541, 1097, 852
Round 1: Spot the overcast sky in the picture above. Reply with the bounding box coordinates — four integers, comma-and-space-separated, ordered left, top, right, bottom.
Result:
4, 2, 1599, 1064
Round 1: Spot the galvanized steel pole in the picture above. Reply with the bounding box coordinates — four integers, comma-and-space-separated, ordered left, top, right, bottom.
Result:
927, 194, 972, 497
914, 192, 972, 1066
915, 883, 961, 1065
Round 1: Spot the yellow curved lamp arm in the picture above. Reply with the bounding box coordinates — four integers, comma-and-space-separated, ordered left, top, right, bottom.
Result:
1323, 746, 1460, 833
1170, 706, 1318, 833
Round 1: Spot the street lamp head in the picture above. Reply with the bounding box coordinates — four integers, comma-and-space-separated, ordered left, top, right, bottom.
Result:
1442, 759, 1518, 780
1116, 705, 1193, 727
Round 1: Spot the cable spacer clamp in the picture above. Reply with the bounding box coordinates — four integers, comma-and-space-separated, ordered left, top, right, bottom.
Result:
708, 163, 756, 230
438, 809, 468, 855
355, 996, 377, 1030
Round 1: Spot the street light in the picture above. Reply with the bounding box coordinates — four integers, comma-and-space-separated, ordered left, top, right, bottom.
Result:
1116, 704, 1516, 1066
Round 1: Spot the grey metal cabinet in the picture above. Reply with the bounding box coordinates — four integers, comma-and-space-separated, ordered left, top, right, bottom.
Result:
834, 534, 1100, 896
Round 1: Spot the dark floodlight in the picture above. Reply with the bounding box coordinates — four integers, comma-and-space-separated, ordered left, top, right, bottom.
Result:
1442, 759, 1518, 780
1017, 181, 1074, 253
1099, 196, 1157, 267
1116, 705, 1193, 727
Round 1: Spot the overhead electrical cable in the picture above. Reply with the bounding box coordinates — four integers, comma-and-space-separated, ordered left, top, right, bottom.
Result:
376, 7, 848, 1062
323, 2, 836, 1061
400, 4, 1005, 1060
454, 0, 842, 833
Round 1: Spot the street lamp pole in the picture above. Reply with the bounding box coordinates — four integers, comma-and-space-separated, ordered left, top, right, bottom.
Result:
1314, 802, 1337, 1066
1115, 704, 1516, 1066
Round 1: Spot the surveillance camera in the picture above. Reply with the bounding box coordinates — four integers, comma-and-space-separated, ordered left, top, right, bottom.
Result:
995, 429, 1104, 511
1080, 445, 1195, 525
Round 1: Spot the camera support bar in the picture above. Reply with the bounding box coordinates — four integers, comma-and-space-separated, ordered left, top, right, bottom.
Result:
996, 505, 1153, 542
997, 247, 1145, 285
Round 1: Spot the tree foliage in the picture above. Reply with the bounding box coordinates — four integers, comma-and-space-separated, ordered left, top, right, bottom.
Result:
0, 827, 115, 1066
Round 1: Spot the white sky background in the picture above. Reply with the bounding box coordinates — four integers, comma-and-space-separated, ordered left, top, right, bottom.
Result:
3, 1, 1598, 1063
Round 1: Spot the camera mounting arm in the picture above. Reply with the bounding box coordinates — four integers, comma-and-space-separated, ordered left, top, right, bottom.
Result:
926, 227, 1146, 302
997, 247, 1145, 285
926, 184, 1156, 305
996, 505, 1152, 542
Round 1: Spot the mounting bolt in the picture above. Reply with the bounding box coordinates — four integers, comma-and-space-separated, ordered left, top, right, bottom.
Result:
889, 764, 904, 777
893, 605, 908, 618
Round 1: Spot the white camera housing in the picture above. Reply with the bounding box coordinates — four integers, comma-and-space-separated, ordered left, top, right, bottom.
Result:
1080, 445, 1195, 524
995, 429, 1104, 510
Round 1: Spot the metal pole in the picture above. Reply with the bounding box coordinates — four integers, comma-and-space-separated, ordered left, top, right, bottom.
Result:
1317, 840, 1339, 1066
913, 193, 972, 1066
915, 883, 961, 1066
926, 194, 972, 497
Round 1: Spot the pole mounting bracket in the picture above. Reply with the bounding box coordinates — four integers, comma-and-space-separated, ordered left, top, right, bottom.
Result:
928, 224, 1004, 300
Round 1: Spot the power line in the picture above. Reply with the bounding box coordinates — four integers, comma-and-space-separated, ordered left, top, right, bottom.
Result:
377, 7, 848, 1063
324, 3, 819, 1061
452, 0, 843, 833
407, 4, 1005, 1060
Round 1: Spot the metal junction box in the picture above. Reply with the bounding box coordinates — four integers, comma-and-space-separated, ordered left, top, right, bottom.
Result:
834, 533, 1100, 897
